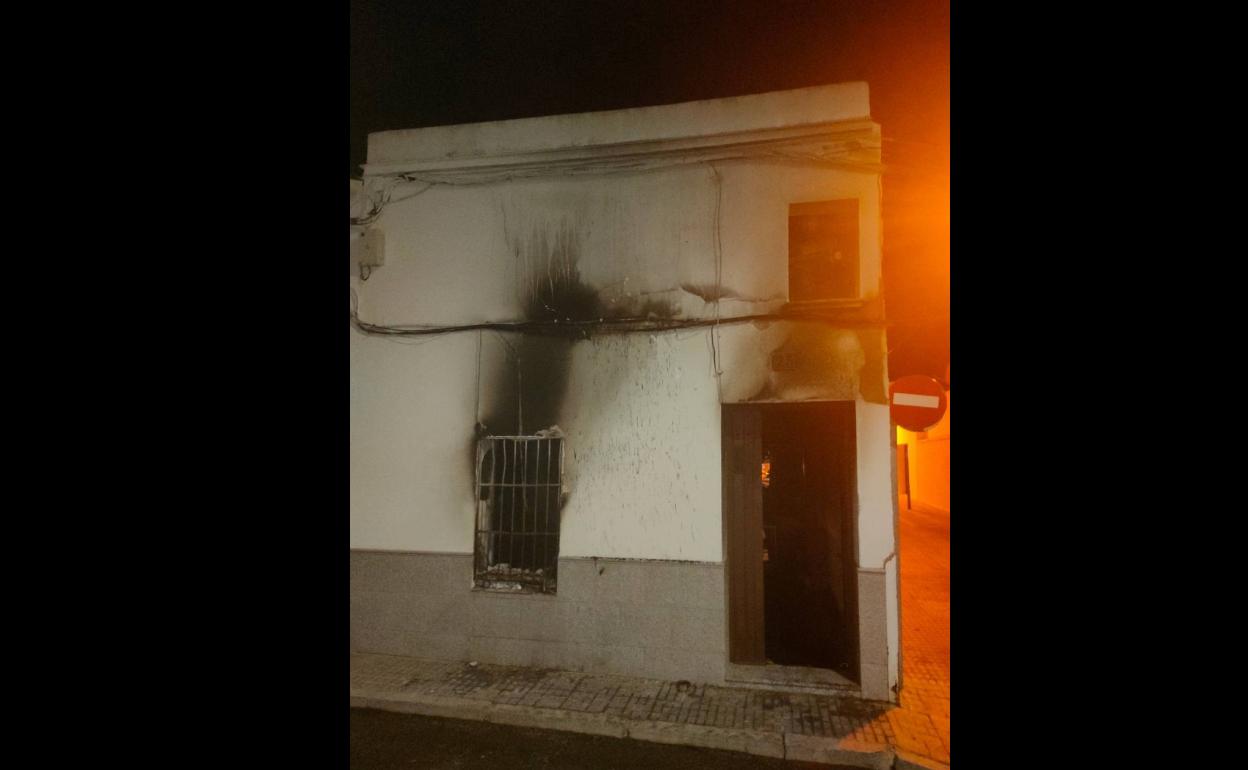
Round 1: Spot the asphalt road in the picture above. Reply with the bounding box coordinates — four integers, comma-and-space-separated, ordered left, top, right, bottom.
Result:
350, 708, 863, 770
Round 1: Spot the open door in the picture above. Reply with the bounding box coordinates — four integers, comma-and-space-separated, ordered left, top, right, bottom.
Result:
723, 402, 859, 681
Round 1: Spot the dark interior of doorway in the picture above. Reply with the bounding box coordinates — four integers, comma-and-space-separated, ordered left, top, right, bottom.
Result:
760, 402, 859, 681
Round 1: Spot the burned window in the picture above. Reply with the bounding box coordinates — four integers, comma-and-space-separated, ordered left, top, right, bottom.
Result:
474, 435, 564, 593
788, 199, 859, 302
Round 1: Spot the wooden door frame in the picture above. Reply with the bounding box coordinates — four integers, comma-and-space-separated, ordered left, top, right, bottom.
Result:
721, 404, 765, 664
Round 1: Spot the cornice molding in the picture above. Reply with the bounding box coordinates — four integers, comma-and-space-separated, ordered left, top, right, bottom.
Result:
363, 119, 881, 180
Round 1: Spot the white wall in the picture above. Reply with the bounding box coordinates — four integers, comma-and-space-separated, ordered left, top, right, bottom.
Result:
350, 332, 478, 553
856, 401, 895, 570
556, 332, 724, 559
351, 111, 889, 565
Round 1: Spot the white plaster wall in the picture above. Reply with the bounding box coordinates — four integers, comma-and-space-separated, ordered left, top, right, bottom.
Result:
856, 401, 896, 569
350, 331, 478, 552
557, 332, 723, 560
355, 185, 519, 327
713, 161, 882, 301
351, 137, 888, 563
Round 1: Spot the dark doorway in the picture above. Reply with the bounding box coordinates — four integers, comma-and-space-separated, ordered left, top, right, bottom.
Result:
723, 402, 859, 682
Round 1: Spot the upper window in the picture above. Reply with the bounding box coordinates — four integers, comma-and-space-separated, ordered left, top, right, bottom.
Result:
474, 435, 564, 593
788, 199, 859, 302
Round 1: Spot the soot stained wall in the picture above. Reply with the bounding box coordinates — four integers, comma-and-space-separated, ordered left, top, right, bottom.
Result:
351, 155, 886, 563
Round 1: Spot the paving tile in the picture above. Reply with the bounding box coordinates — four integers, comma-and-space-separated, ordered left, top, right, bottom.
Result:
348, 507, 950, 767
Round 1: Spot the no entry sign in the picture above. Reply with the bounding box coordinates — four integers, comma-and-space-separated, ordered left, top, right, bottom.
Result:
890, 375, 947, 432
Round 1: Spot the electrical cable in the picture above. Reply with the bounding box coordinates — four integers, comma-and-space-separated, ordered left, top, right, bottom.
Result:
351, 180, 438, 226
354, 142, 887, 224
706, 162, 725, 382
350, 307, 887, 339
350, 139, 916, 351
352, 136, 946, 229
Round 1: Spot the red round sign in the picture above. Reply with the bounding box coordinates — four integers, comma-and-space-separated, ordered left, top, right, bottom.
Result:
889, 375, 947, 432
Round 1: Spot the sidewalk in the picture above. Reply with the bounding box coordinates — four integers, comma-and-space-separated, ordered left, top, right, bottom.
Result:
351, 652, 947, 769
351, 505, 948, 768
897, 502, 950, 761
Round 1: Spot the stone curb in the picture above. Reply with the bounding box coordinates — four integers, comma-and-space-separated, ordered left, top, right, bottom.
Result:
350, 688, 932, 769
893, 749, 951, 770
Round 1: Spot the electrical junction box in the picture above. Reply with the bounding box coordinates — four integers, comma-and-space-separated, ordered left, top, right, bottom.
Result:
354, 227, 385, 267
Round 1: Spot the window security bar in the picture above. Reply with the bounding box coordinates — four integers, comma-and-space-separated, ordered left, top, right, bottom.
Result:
474, 435, 564, 593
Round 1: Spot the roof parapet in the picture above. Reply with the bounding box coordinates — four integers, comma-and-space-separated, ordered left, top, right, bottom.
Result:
365, 82, 872, 173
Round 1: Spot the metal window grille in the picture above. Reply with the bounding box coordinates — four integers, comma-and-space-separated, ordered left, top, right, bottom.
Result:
474, 435, 564, 593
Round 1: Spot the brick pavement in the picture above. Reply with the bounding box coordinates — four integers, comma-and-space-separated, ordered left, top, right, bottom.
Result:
351, 645, 945, 766
826, 501, 950, 764
351, 653, 899, 735
890, 502, 950, 762
349, 505, 949, 767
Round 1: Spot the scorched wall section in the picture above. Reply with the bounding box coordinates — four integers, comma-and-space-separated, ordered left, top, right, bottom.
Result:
350, 162, 885, 563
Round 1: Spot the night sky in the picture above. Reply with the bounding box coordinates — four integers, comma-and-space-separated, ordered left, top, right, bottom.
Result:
350, 0, 949, 382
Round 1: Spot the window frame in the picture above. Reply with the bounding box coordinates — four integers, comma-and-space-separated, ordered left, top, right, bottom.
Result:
473, 434, 565, 594
787, 198, 862, 305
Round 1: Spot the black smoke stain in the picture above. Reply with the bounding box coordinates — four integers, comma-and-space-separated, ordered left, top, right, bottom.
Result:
518, 228, 680, 326
519, 224, 603, 324
479, 337, 573, 436
479, 221, 590, 437
746, 324, 870, 402
482, 218, 685, 433
856, 328, 888, 404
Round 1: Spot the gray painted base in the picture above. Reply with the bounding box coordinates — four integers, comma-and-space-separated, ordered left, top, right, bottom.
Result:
351, 550, 894, 699
857, 568, 890, 701
351, 551, 727, 683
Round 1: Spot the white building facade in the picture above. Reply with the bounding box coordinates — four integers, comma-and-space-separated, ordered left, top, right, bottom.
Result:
350, 83, 901, 702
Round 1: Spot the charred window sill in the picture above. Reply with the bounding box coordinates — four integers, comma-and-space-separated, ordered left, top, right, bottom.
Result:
780, 297, 886, 324
472, 583, 558, 597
